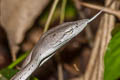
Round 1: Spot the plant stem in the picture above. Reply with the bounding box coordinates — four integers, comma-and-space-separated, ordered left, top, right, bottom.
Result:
43, 0, 59, 33
60, 0, 67, 24
8, 51, 29, 69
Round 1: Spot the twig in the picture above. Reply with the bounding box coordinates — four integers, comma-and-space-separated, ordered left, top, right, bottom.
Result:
98, 0, 118, 80
43, 0, 59, 33
58, 63, 64, 80
84, 19, 103, 80
90, 52, 100, 80
60, 0, 67, 24
97, 16, 106, 80
72, 1, 119, 80
84, 0, 118, 79
73, 64, 80, 72
77, 1, 120, 19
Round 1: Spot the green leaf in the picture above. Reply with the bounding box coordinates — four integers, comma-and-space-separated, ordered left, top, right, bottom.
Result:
0, 51, 39, 80
104, 26, 120, 80
0, 68, 18, 80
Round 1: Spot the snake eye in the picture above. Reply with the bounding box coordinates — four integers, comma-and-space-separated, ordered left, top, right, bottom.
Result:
51, 28, 74, 48
65, 28, 73, 35
62, 27, 74, 38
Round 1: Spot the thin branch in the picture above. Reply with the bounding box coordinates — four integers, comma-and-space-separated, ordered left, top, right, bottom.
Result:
77, 1, 120, 19
98, 0, 118, 80
60, 0, 67, 24
84, 19, 103, 80
58, 63, 64, 80
43, 0, 59, 33
73, 64, 80, 72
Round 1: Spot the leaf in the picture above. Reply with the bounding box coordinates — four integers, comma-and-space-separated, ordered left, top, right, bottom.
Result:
1, 0, 50, 61
104, 26, 120, 80
0, 68, 18, 80
0, 68, 38, 80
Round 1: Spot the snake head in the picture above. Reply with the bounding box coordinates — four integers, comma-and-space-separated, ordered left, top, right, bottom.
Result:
37, 19, 89, 63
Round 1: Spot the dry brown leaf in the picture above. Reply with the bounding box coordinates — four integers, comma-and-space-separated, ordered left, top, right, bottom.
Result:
0, 0, 50, 61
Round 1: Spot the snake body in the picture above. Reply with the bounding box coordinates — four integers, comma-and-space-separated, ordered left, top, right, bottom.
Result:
11, 9, 103, 80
